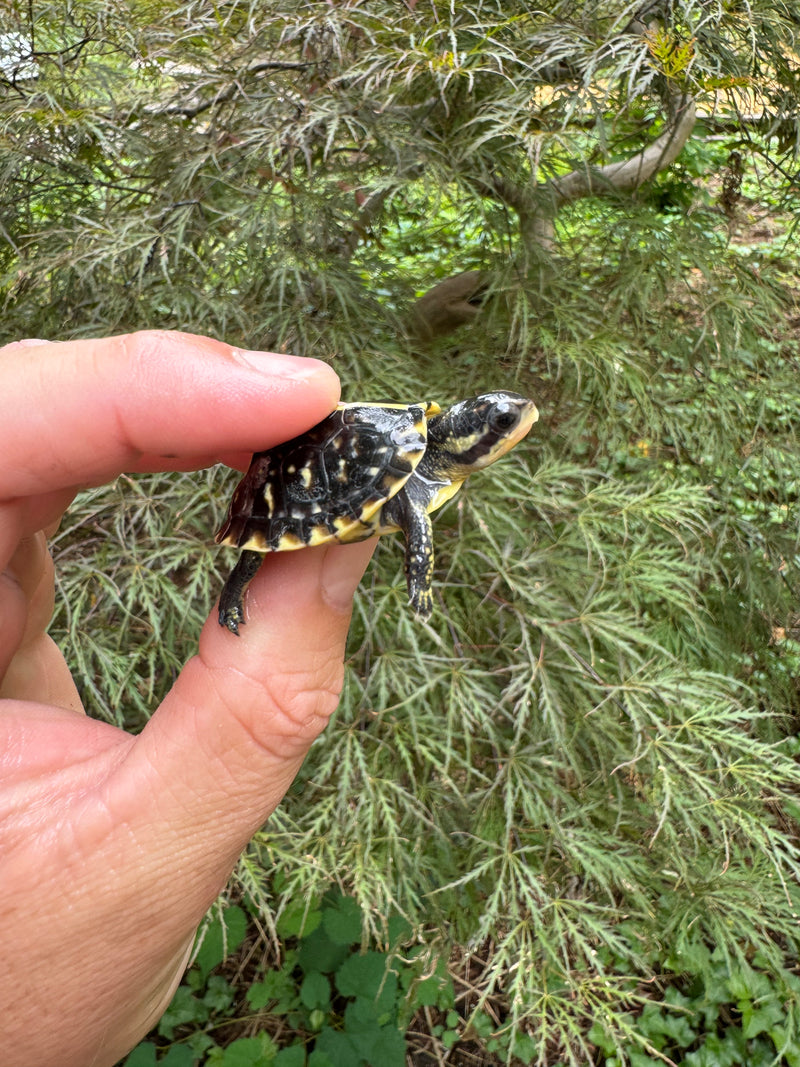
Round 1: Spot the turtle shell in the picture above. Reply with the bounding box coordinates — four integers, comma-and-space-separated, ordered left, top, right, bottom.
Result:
215, 401, 437, 552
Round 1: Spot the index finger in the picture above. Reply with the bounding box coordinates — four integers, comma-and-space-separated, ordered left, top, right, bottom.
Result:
0, 331, 340, 498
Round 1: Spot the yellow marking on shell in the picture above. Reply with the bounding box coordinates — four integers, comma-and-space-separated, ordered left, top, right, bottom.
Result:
262, 481, 275, 512
336, 401, 431, 412
308, 524, 334, 546
300, 466, 313, 488
275, 531, 305, 550
334, 515, 361, 535
286, 463, 296, 474
325, 514, 377, 543
336, 399, 439, 426
237, 530, 269, 552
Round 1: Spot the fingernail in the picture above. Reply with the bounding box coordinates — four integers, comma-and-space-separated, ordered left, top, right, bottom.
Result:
321, 542, 377, 612
231, 348, 330, 382
1, 338, 52, 353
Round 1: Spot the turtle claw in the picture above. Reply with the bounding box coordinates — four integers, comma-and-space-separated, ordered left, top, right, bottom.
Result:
218, 605, 244, 635
410, 586, 434, 621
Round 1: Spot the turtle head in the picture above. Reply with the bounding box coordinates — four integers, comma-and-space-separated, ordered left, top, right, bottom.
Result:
426, 392, 539, 477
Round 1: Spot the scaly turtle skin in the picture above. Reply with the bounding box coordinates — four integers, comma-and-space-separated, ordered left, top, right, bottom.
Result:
215, 391, 538, 633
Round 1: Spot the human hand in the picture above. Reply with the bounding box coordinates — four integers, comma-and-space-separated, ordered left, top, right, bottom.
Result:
0, 332, 375, 1067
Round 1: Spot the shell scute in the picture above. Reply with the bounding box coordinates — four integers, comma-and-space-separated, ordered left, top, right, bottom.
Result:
215, 402, 429, 551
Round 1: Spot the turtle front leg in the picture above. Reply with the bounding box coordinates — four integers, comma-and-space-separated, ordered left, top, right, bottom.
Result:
218, 549, 264, 635
400, 506, 436, 621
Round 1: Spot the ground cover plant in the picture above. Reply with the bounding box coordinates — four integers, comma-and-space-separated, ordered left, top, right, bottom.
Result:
3, 2, 800, 1063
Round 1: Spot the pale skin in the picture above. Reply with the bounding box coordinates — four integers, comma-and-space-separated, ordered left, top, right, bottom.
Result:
0, 331, 376, 1067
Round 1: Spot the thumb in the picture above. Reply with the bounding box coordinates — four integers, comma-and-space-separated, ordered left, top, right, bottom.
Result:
118, 540, 375, 872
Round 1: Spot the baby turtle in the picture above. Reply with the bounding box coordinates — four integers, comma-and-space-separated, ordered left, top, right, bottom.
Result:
216, 391, 538, 632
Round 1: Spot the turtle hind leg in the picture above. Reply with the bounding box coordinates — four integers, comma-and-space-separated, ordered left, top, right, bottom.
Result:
218, 550, 263, 635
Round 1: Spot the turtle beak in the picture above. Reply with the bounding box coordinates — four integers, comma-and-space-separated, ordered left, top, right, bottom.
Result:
491, 397, 539, 460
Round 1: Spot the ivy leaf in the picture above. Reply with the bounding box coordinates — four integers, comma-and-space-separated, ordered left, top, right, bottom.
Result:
301, 971, 332, 1011
741, 998, 786, 1038
298, 926, 350, 976
277, 897, 323, 939
322, 894, 363, 945
194, 906, 248, 981
217, 1034, 277, 1067
123, 1043, 157, 1067
159, 1047, 198, 1067
336, 952, 398, 1015
275, 1046, 306, 1067
204, 975, 235, 1013
158, 985, 208, 1040
512, 1033, 538, 1065
313, 1026, 360, 1067
247, 965, 300, 1013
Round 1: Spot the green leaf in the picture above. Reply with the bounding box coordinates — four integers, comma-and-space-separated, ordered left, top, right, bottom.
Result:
727, 966, 771, 1002
158, 985, 208, 1040
307, 1051, 335, 1067
354, 1024, 406, 1067
194, 906, 248, 981
741, 999, 785, 1038
247, 966, 300, 1013
204, 975, 235, 1012
218, 1034, 277, 1067
587, 1022, 616, 1055
408, 974, 450, 1010
637, 1002, 696, 1046
277, 898, 323, 939
298, 927, 350, 977
343, 996, 383, 1031
313, 1026, 360, 1067
159, 1048, 197, 1067
309, 1009, 327, 1031
469, 1012, 495, 1039
512, 1033, 538, 1065
123, 1043, 157, 1067
300, 971, 332, 1012
336, 953, 398, 1016
322, 895, 363, 945
274, 1046, 306, 1067
683, 1030, 747, 1067
665, 937, 712, 975
386, 915, 413, 947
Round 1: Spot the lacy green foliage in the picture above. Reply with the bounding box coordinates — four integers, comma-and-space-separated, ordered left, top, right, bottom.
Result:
49, 468, 230, 728
2, 1, 800, 346
8, 2, 800, 1064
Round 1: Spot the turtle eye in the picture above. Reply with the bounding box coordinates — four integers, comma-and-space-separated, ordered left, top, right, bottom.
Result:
489, 404, 520, 433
